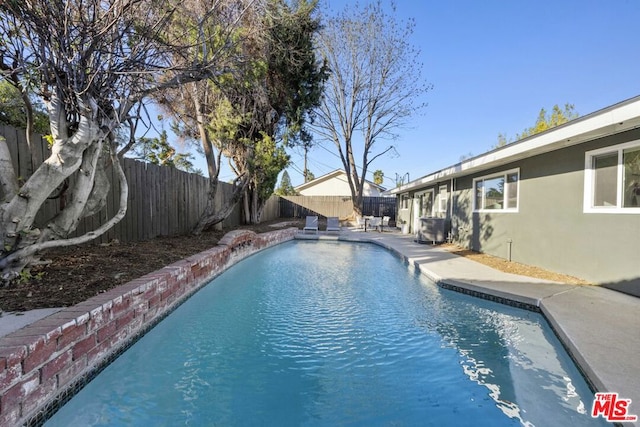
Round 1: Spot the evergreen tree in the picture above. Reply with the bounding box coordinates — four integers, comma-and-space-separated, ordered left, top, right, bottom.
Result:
496, 104, 579, 148
304, 169, 315, 182
0, 80, 49, 133
275, 170, 297, 195
134, 129, 200, 174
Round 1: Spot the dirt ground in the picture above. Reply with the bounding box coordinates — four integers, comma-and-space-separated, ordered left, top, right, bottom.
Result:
439, 244, 591, 286
0, 219, 589, 312
0, 219, 305, 312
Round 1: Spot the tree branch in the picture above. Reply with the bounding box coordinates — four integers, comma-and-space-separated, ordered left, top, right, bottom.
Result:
366, 145, 394, 168
0, 145, 128, 274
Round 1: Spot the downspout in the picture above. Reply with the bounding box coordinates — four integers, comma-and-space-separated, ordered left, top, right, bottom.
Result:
408, 193, 414, 234
449, 178, 454, 218
449, 178, 454, 242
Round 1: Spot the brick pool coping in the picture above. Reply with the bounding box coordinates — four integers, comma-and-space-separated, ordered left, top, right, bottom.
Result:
0, 227, 298, 426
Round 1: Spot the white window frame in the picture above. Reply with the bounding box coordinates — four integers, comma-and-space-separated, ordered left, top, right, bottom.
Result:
436, 185, 448, 215
400, 193, 410, 210
416, 189, 434, 217
584, 140, 640, 214
473, 168, 520, 212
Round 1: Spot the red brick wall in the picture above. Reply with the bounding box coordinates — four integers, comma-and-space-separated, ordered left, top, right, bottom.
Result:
0, 228, 298, 426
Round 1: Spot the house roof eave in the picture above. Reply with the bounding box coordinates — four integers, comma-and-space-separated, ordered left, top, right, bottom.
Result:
387, 95, 640, 195
296, 169, 387, 192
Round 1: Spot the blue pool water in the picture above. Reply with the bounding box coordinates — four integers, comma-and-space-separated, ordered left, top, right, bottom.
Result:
46, 241, 606, 426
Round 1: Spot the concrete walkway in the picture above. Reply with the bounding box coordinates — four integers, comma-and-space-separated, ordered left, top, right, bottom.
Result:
299, 227, 640, 424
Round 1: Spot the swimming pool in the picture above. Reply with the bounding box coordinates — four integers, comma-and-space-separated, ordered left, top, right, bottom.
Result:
45, 241, 606, 426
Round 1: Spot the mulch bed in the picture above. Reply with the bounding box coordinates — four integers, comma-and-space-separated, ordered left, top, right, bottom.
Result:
0, 219, 305, 312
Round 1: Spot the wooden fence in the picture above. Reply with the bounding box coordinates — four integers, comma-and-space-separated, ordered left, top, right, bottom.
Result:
0, 125, 252, 243
2, 125, 403, 244
279, 195, 396, 221
261, 195, 280, 222
280, 195, 354, 219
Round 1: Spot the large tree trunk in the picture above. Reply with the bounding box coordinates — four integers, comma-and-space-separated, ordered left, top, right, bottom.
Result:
241, 182, 263, 225
0, 0, 251, 285
0, 149, 129, 282
193, 174, 249, 234
191, 95, 249, 234
242, 187, 251, 225
0, 95, 128, 283
255, 196, 266, 224
250, 186, 259, 224
0, 137, 18, 201
1, 109, 99, 242
45, 137, 104, 239
329, 133, 364, 218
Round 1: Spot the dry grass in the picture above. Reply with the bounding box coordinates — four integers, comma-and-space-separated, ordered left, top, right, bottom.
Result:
440, 243, 592, 286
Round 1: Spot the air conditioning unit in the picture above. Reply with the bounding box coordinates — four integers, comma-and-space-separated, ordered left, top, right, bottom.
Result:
416, 217, 450, 244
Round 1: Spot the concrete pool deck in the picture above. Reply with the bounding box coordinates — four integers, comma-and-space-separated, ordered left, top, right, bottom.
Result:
299, 227, 640, 423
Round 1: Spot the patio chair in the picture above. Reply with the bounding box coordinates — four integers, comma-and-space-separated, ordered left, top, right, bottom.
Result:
381, 216, 390, 232
355, 216, 365, 230
326, 217, 341, 233
303, 215, 319, 234
369, 216, 381, 232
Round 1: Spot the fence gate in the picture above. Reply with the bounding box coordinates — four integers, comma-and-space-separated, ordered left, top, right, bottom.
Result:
361, 197, 396, 220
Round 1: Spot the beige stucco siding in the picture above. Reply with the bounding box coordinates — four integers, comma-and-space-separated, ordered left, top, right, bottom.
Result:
298, 175, 383, 197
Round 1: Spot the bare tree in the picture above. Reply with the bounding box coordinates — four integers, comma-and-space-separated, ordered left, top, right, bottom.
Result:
0, 0, 245, 284
313, 1, 431, 216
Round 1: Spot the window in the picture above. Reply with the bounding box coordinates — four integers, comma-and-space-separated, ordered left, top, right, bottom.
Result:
416, 190, 434, 217
592, 153, 617, 207
436, 185, 448, 215
400, 194, 410, 210
584, 140, 640, 213
624, 148, 640, 207
473, 169, 519, 212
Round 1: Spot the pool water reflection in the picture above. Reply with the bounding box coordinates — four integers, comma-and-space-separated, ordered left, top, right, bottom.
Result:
46, 241, 606, 426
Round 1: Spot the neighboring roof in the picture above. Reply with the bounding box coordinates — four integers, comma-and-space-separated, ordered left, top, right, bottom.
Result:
295, 169, 386, 192
387, 95, 640, 195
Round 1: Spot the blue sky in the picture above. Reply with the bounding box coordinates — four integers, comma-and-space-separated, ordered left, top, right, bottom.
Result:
276, 0, 640, 188
190, 1, 640, 189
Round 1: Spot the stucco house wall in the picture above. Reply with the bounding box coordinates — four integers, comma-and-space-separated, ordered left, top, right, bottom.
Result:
451, 128, 640, 284
396, 182, 451, 234
390, 96, 640, 286
296, 170, 385, 197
